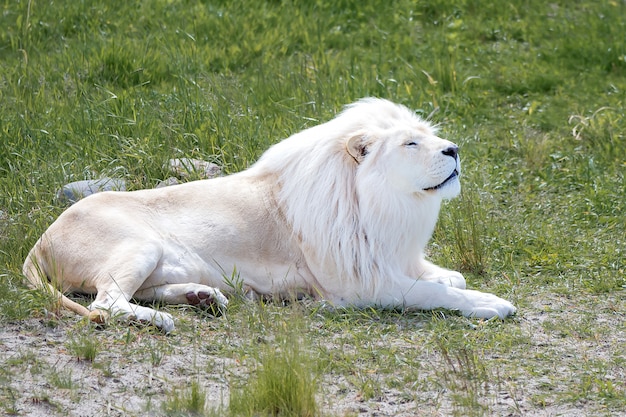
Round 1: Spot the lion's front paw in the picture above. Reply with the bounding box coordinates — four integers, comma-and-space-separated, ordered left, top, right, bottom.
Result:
423, 271, 466, 289
417, 262, 467, 289
437, 271, 466, 289
460, 289, 516, 319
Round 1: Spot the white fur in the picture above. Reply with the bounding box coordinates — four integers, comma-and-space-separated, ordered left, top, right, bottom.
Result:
23, 98, 515, 332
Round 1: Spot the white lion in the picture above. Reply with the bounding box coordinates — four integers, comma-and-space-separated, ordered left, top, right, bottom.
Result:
23, 98, 515, 332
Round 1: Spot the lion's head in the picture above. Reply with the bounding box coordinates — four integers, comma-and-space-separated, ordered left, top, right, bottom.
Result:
345, 106, 461, 201
254, 98, 461, 293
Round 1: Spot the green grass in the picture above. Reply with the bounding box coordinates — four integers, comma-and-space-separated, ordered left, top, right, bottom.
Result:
162, 380, 209, 416
1, 0, 625, 416
66, 326, 100, 362
228, 315, 318, 417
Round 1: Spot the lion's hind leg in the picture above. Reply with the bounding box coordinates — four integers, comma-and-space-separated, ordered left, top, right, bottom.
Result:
134, 283, 229, 314
86, 244, 175, 333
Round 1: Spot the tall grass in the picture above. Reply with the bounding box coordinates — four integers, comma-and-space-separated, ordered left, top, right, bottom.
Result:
229, 330, 318, 417
162, 380, 209, 416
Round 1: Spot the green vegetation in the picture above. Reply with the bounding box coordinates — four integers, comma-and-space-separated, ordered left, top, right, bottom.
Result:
0, 0, 624, 416
162, 380, 210, 416
229, 316, 318, 417
66, 325, 100, 362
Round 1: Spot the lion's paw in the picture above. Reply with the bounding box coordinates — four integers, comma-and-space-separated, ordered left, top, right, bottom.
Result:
459, 289, 516, 319
152, 311, 175, 334
133, 307, 175, 333
418, 264, 467, 289
436, 272, 466, 289
185, 287, 229, 313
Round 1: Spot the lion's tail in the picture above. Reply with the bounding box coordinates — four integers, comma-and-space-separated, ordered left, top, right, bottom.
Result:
22, 246, 91, 318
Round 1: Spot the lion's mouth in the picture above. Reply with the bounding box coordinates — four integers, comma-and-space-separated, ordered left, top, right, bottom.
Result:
424, 169, 459, 191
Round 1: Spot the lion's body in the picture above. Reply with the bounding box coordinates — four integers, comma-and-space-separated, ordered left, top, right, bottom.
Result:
24, 98, 515, 332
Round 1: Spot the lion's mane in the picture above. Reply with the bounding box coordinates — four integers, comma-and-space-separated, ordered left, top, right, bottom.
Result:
251, 99, 443, 297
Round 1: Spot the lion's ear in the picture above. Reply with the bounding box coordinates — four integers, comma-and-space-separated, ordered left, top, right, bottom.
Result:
346, 134, 368, 164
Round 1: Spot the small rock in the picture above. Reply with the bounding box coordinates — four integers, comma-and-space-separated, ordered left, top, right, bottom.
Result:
55, 158, 222, 205
56, 178, 126, 204
168, 158, 221, 179
155, 177, 180, 188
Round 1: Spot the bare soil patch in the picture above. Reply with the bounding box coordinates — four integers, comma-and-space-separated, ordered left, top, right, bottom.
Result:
1, 292, 623, 416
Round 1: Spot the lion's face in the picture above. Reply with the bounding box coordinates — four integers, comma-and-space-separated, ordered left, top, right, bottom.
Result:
350, 127, 461, 200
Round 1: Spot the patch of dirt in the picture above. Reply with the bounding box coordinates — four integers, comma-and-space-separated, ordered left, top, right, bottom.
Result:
0, 292, 624, 417
0, 317, 232, 416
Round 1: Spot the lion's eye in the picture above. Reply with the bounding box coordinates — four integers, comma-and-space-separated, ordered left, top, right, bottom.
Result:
405, 141, 418, 147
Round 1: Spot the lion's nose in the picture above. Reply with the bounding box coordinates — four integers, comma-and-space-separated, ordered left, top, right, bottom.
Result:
442, 146, 458, 160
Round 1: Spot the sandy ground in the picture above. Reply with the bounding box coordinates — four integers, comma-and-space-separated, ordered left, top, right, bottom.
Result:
0, 293, 623, 417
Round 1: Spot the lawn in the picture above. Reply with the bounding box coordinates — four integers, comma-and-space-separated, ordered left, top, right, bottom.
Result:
0, 0, 624, 416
